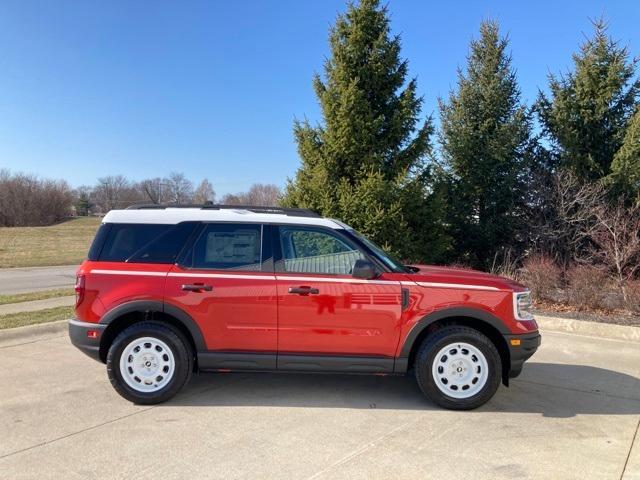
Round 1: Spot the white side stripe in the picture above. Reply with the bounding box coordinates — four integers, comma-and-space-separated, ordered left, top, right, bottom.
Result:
89, 270, 499, 290
167, 272, 276, 281
90, 269, 167, 277
275, 276, 399, 285
416, 282, 500, 291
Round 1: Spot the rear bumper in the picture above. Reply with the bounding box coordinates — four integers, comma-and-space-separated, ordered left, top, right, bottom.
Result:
504, 331, 541, 378
68, 319, 106, 363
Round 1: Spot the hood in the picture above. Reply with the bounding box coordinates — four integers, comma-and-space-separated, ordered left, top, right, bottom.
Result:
404, 264, 526, 292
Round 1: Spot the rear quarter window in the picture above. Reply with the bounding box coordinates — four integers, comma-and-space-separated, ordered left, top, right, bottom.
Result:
93, 223, 196, 263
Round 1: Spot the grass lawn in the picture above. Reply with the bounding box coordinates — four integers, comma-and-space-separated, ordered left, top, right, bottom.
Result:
0, 217, 101, 268
0, 306, 73, 329
0, 288, 75, 305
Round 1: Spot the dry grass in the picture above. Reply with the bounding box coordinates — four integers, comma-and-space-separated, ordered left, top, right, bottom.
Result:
0, 306, 73, 329
0, 288, 75, 305
0, 217, 101, 268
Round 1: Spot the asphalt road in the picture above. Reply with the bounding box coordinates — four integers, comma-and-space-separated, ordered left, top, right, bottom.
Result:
0, 265, 77, 295
0, 328, 639, 480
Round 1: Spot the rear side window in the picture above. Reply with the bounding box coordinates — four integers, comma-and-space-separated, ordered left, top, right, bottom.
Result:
188, 223, 262, 271
96, 223, 195, 263
87, 223, 111, 261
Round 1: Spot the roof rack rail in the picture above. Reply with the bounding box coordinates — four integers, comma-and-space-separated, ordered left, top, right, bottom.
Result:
125, 203, 322, 218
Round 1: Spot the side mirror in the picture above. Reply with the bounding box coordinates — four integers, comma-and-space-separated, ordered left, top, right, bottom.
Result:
352, 259, 377, 280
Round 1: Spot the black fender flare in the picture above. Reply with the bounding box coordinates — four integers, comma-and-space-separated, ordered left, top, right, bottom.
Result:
99, 300, 207, 352
394, 307, 510, 372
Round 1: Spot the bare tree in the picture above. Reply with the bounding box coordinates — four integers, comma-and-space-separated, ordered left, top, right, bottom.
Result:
193, 179, 215, 204
165, 172, 194, 204
137, 177, 172, 204
589, 200, 640, 300
92, 175, 130, 212
529, 169, 605, 267
220, 183, 281, 206
244, 184, 281, 206
0, 170, 73, 226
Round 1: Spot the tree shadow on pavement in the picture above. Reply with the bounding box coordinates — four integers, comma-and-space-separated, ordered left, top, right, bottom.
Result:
168, 362, 640, 418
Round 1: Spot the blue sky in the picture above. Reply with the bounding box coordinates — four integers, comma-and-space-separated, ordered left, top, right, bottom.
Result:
0, 1, 638, 196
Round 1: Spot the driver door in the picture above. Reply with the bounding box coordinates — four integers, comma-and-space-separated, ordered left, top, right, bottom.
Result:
274, 225, 402, 363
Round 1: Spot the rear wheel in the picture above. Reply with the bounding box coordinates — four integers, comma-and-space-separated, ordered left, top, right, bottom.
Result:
414, 326, 501, 410
107, 321, 192, 405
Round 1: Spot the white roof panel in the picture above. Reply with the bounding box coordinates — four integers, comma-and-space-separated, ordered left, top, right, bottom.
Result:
102, 208, 343, 229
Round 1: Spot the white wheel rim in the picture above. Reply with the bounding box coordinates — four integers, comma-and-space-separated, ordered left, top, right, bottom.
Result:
431, 342, 489, 399
119, 337, 175, 393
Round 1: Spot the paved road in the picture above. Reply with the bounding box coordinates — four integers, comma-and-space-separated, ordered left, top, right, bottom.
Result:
0, 265, 77, 295
0, 327, 638, 480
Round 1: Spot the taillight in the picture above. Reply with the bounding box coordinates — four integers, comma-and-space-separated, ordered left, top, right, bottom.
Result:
75, 274, 85, 306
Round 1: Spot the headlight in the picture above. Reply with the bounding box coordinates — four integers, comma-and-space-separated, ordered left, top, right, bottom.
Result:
513, 291, 534, 321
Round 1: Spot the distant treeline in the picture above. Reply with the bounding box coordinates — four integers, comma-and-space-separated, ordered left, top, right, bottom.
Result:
0, 169, 280, 227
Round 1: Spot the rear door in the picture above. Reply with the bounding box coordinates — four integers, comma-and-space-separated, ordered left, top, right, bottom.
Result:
164, 223, 278, 368
274, 225, 403, 366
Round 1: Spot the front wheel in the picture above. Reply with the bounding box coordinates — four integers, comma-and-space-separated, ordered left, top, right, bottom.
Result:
414, 326, 501, 410
107, 321, 193, 405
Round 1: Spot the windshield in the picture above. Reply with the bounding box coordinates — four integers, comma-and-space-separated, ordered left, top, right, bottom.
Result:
350, 230, 408, 273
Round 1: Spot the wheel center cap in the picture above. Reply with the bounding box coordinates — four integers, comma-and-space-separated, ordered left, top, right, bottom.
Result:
457, 367, 463, 373
145, 361, 152, 367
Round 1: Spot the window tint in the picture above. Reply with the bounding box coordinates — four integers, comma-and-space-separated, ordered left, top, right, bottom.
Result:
190, 223, 262, 271
128, 222, 197, 264
279, 227, 364, 275
87, 223, 111, 261
98, 224, 173, 262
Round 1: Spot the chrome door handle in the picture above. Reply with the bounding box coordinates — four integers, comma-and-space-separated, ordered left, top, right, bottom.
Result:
288, 286, 319, 295
181, 284, 213, 292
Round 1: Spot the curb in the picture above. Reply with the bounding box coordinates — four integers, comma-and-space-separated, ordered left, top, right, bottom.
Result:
0, 320, 68, 348
536, 314, 640, 343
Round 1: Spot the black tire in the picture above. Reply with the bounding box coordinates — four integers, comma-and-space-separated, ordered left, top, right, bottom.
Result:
106, 321, 193, 405
414, 326, 501, 410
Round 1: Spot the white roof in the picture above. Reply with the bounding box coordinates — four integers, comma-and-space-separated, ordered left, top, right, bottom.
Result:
102, 208, 344, 229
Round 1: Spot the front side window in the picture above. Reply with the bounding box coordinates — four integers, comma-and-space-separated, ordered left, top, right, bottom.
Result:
189, 223, 262, 271
349, 230, 407, 273
278, 226, 365, 275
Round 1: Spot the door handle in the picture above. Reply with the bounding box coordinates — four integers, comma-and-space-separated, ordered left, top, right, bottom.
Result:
288, 286, 319, 295
181, 284, 213, 292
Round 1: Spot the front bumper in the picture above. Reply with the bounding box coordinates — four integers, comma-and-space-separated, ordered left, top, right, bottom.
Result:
504, 331, 541, 379
68, 319, 106, 362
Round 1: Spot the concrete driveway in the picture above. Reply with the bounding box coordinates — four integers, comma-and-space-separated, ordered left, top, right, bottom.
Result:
0, 328, 638, 480
0, 265, 77, 295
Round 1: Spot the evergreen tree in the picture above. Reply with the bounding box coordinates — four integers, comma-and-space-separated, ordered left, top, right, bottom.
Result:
537, 19, 639, 181
438, 20, 532, 268
283, 0, 448, 261
74, 192, 91, 216
610, 106, 640, 202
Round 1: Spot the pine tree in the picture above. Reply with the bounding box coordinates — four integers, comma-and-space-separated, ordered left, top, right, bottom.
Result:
283, 0, 448, 261
438, 20, 532, 268
610, 106, 640, 202
537, 19, 639, 181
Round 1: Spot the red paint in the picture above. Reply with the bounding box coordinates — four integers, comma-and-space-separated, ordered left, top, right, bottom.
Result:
75, 260, 537, 357
276, 273, 402, 357
164, 265, 278, 352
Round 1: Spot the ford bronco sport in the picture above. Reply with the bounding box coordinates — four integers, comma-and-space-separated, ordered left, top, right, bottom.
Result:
69, 205, 540, 410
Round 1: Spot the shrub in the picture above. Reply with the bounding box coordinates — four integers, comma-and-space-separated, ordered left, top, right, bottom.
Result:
520, 255, 562, 301
0, 170, 73, 227
624, 281, 640, 314
565, 265, 611, 311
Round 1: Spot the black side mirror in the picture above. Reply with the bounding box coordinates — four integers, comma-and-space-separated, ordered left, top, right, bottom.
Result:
352, 259, 377, 280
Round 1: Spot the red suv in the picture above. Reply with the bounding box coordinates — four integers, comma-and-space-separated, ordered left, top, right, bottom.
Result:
69, 205, 540, 410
